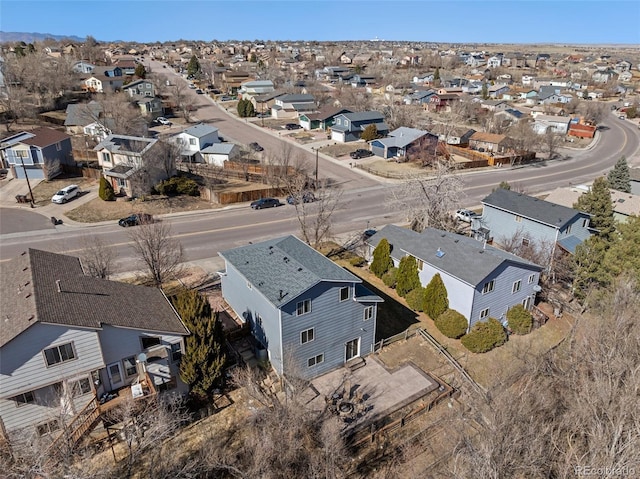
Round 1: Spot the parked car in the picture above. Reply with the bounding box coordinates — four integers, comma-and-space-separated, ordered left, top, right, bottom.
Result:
619, 115, 626, 120
350, 149, 373, 159
249, 142, 264, 152
155, 116, 172, 125
118, 213, 153, 227
455, 209, 479, 223
195, 89, 204, 94
251, 198, 282, 209
51, 185, 80, 204
188, 83, 196, 89
286, 191, 315, 205
219, 95, 234, 101
285, 123, 302, 130
363, 229, 377, 240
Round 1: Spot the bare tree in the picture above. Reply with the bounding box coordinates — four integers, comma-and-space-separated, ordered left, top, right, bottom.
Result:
578, 100, 609, 124
97, 92, 148, 137
290, 181, 343, 248
128, 219, 184, 287
80, 235, 116, 279
542, 129, 562, 160
170, 82, 195, 122
388, 160, 464, 232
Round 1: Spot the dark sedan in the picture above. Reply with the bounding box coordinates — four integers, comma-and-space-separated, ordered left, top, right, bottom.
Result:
285, 123, 302, 130
249, 142, 264, 152
350, 149, 373, 159
250, 198, 282, 209
118, 213, 153, 227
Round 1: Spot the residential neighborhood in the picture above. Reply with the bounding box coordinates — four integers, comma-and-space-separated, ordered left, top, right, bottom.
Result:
0, 10, 639, 478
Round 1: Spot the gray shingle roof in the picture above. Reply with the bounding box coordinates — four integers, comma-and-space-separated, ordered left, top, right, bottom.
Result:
342, 111, 385, 122
183, 123, 218, 138
482, 188, 586, 229
0, 249, 188, 347
368, 225, 540, 287
94, 134, 157, 154
220, 235, 361, 308
373, 127, 428, 149
64, 101, 102, 126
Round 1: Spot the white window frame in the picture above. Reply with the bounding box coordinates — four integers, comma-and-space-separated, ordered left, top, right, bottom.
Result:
170, 343, 182, 362
339, 286, 350, 302
13, 391, 35, 407
528, 274, 536, 284
102, 152, 111, 163
123, 356, 137, 377
582, 218, 589, 228
512, 280, 522, 294
189, 138, 197, 146
296, 299, 311, 316
307, 354, 324, 367
515, 215, 523, 223
69, 377, 92, 398
480, 308, 490, 320
43, 342, 76, 367
36, 419, 60, 437
301, 328, 315, 344
363, 306, 374, 321
482, 280, 495, 294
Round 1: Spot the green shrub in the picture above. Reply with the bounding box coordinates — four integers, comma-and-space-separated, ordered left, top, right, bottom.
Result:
371, 238, 393, 278
349, 256, 366, 267
461, 318, 507, 353
507, 304, 533, 335
98, 176, 115, 201
396, 256, 420, 297
155, 176, 200, 197
405, 287, 425, 311
435, 309, 468, 339
382, 267, 398, 288
423, 273, 448, 319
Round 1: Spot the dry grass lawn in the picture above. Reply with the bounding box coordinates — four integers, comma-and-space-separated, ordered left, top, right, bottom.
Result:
66, 195, 214, 223
319, 143, 361, 158
31, 176, 97, 205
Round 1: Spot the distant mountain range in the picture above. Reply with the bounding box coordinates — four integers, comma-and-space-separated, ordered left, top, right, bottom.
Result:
0, 31, 86, 44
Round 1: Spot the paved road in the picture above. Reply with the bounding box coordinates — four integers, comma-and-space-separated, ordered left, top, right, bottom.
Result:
0, 207, 55, 234
1, 64, 639, 273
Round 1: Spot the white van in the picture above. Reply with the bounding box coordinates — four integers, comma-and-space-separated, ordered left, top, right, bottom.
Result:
51, 184, 80, 204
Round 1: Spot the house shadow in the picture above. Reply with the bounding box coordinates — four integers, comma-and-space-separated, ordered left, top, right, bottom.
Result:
358, 277, 420, 341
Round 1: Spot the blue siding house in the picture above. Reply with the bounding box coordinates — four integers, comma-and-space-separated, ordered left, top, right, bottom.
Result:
219, 236, 382, 379
474, 188, 592, 254
370, 127, 437, 160
330, 111, 389, 143
367, 225, 542, 329
0, 127, 74, 180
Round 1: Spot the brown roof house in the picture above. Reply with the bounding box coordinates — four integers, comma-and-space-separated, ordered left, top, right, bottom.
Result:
468, 132, 508, 154
0, 249, 189, 443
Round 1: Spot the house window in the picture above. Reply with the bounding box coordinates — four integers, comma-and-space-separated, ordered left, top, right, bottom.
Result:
43, 342, 76, 367
480, 308, 490, 320
301, 328, 315, 344
512, 280, 522, 294
189, 138, 196, 146
296, 299, 311, 316
13, 391, 35, 407
141, 336, 161, 350
515, 216, 523, 223
482, 280, 495, 294
307, 354, 324, 367
364, 306, 374, 321
566, 225, 572, 234
582, 218, 589, 228
522, 238, 530, 247
116, 178, 126, 188
36, 419, 60, 437
123, 356, 137, 377
528, 274, 536, 284
55, 142, 62, 152
70, 377, 92, 398
170, 343, 182, 362
247, 281, 252, 290
416, 259, 424, 271
339, 286, 350, 302
102, 152, 111, 163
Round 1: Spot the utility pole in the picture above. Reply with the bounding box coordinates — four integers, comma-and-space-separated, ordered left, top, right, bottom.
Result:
20, 156, 35, 208
315, 147, 319, 189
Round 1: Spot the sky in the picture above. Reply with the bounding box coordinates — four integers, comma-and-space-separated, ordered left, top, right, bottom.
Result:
1, 0, 638, 45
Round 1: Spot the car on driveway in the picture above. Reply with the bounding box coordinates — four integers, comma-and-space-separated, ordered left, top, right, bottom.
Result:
350, 149, 373, 159
363, 228, 377, 240
155, 116, 172, 125
286, 191, 315, 205
251, 198, 282, 209
285, 123, 302, 130
455, 209, 479, 223
118, 213, 153, 227
249, 142, 264, 152
51, 185, 80, 204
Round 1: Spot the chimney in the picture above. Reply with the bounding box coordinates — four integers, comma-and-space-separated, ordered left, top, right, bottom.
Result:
55, 280, 62, 293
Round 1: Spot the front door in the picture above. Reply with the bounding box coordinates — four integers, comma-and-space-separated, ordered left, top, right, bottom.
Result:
345, 338, 360, 362
107, 362, 124, 390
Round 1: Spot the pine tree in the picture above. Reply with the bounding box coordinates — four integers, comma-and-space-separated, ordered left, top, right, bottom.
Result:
433, 67, 440, 82
371, 238, 393, 278
98, 176, 115, 201
607, 156, 631, 193
134, 63, 146, 79
396, 255, 420, 297
481, 82, 489, 100
187, 55, 201, 78
423, 273, 449, 319
361, 124, 378, 141
574, 177, 615, 241
172, 289, 227, 399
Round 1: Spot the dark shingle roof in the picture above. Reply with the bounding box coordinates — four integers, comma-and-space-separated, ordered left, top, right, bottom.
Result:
64, 101, 103, 126
368, 225, 540, 287
220, 235, 361, 308
482, 188, 585, 229
20, 127, 70, 148
0, 249, 188, 347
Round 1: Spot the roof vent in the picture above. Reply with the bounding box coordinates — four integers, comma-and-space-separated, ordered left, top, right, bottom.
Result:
283, 257, 289, 263
55, 279, 62, 293
298, 267, 303, 272
435, 248, 445, 258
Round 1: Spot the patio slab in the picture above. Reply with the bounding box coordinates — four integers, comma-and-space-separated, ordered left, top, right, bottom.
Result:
304, 355, 439, 429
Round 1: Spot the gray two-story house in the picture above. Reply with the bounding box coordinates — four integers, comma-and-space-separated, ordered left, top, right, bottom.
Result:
474, 188, 592, 254
219, 236, 383, 379
330, 111, 389, 143
367, 225, 542, 329
0, 249, 189, 442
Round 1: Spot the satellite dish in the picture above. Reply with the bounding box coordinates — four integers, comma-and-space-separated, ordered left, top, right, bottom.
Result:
137, 353, 147, 363
533, 285, 542, 292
